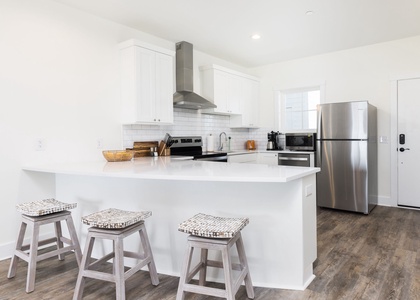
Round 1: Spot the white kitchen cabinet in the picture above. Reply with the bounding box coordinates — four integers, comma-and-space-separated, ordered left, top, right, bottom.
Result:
257, 152, 278, 165
120, 39, 175, 124
230, 78, 260, 128
228, 153, 258, 163
200, 65, 249, 115
200, 64, 260, 127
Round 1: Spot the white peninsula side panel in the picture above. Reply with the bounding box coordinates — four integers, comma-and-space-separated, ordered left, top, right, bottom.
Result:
22, 159, 319, 290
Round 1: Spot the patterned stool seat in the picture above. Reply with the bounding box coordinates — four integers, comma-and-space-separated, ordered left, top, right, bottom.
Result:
8, 199, 82, 293
178, 213, 249, 238
16, 198, 77, 216
73, 208, 158, 300
82, 208, 152, 229
177, 213, 254, 300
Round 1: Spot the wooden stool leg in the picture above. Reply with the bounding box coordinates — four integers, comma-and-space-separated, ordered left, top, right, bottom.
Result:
113, 240, 117, 275
73, 233, 96, 300
198, 248, 208, 286
139, 225, 159, 285
54, 221, 65, 261
221, 246, 235, 300
176, 243, 194, 300
8, 222, 27, 279
65, 214, 82, 266
114, 236, 126, 300
26, 222, 40, 293
236, 234, 254, 299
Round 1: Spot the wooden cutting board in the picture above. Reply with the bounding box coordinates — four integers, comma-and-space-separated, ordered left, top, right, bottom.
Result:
127, 141, 159, 157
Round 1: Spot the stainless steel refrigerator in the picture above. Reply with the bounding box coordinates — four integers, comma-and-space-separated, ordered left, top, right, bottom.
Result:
316, 101, 377, 214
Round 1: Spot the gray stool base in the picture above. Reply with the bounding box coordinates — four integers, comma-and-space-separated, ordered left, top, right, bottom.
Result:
7, 210, 82, 293
73, 221, 159, 300
176, 231, 254, 300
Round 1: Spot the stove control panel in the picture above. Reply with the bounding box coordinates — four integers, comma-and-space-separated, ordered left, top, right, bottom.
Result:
171, 136, 203, 148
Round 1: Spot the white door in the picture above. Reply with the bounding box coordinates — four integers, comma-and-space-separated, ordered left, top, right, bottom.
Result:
397, 78, 420, 207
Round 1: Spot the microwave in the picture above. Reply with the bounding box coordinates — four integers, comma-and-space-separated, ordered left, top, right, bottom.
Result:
285, 133, 316, 151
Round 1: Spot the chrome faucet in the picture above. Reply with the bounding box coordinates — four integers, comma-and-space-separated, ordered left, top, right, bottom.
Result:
218, 132, 227, 151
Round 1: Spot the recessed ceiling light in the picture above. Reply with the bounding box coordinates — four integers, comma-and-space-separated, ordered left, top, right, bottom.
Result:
306, 10, 314, 16
251, 34, 261, 40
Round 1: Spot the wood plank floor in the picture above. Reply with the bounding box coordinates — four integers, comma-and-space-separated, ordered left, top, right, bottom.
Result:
1, 206, 420, 299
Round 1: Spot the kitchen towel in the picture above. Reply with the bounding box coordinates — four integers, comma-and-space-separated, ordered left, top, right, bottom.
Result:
207, 134, 214, 152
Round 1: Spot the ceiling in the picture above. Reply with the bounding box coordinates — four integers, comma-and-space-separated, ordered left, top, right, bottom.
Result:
53, 0, 420, 68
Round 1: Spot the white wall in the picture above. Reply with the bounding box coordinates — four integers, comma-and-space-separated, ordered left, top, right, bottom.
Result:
252, 35, 420, 205
0, 0, 251, 258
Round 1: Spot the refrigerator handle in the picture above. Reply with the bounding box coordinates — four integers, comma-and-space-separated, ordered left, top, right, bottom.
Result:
315, 141, 322, 167
316, 105, 322, 138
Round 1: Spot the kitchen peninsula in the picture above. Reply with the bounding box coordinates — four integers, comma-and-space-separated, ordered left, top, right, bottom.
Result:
23, 157, 320, 290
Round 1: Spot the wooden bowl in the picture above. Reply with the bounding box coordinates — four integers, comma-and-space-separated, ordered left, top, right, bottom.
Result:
102, 150, 134, 162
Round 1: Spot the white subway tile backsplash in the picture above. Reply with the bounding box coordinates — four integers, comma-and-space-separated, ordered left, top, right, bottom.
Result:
122, 108, 271, 151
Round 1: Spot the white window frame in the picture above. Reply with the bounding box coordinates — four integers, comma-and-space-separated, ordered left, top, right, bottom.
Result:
274, 83, 326, 132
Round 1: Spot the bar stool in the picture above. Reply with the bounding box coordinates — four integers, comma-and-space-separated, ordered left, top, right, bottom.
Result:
176, 213, 254, 300
7, 198, 82, 293
73, 208, 159, 300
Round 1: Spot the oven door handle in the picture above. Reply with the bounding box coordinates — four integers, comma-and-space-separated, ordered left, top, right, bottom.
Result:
194, 156, 228, 162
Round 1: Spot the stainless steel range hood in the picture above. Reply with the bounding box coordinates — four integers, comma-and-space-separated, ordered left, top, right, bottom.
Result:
173, 41, 216, 110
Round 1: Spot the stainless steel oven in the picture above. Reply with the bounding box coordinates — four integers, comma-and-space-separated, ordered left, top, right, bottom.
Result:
285, 133, 316, 151
170, 136, 227, 162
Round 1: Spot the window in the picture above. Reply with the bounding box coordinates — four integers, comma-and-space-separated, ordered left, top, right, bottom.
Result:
275, 85, 323, 131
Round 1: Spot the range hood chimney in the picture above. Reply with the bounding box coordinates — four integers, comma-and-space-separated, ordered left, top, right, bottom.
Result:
173, 41, 216, 110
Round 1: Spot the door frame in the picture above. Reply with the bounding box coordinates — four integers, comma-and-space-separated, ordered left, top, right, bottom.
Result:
390, 73, 420, 207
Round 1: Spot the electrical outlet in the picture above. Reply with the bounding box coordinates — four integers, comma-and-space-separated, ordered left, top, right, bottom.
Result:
96, 138, 104, 149
35, 139, 45, 151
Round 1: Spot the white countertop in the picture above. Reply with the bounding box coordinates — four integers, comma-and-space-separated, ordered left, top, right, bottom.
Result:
23, 156, 319, 183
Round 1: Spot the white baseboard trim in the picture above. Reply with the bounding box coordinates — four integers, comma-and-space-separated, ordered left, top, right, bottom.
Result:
377, 195, 396, 207
378, 195, 420, 210
0, 242, 14, 261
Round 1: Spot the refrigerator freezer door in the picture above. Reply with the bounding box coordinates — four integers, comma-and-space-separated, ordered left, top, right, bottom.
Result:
316, 140, 368, 213
317, 101, 368, 140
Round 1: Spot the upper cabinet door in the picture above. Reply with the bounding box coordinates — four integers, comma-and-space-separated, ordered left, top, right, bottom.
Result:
155, 52, 174, 123
242, 78, 260, 128
120, 40, 174, 125
135, 47, 156, 123
228, 74, 242, 114
230, 77, 260, 128
212, 69, 230, 113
